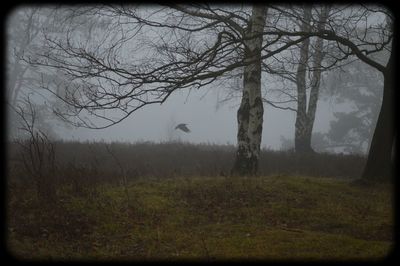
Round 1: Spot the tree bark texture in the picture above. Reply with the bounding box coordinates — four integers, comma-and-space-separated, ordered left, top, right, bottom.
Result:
232, 5, 267, 176
362, 39, 395, 181
295, 6, 329, 153
294, 7, 313, 153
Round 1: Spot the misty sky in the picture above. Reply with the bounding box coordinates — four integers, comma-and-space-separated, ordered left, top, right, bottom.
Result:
55, 85, 336, 149
8, 5, 384, 151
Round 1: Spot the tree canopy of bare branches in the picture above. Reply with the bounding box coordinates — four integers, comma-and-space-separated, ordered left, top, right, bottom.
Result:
24, 4, 393, 179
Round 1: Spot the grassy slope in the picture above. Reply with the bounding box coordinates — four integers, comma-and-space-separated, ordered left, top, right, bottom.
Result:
7, 175, 393, 261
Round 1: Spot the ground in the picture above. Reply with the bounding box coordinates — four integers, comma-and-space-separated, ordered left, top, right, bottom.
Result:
7, 175, 393, 261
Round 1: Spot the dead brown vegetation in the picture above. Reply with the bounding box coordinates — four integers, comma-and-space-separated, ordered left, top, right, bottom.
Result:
8, 140, 366, 189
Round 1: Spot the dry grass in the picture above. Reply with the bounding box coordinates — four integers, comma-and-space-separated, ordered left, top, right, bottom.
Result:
6, 140, 391, 262
8, 140, 366, 186
7, 175, 393, 262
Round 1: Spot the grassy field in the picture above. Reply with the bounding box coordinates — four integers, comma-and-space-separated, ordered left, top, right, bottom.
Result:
7, 174, 393, 262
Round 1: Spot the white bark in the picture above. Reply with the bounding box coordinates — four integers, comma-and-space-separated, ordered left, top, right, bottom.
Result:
233, 5, 267, 176
295, 6, 329, 153
307, 6, 330, 128
294, 6, 312, 152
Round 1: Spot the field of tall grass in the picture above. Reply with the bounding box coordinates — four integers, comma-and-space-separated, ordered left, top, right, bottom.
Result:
8, 140, 367, 183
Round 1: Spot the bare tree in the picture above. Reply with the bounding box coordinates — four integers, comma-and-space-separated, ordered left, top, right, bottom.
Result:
25, 4, 392, 180
7, 8, 46, 106
6, 7, 80, 140
27, 4, 309, 176
7, 8, 49, 138
12, 95, 57, 203
231, 5, 267, 175
260, 4, 393, 180
292, 6, 394, 181
292, 5, 330, 153
217, 5, 337, 154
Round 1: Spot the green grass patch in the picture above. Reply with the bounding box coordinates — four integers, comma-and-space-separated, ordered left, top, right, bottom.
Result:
7, 175, 393, 261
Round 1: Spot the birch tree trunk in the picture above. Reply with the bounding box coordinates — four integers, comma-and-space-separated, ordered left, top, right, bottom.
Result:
232, 5, 267, 176
294, 6, 313, 153
295, 6, 329, 153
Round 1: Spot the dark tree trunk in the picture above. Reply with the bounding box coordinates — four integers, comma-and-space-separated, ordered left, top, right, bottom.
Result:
295, 121, 315, 153
361, 48, 395, 181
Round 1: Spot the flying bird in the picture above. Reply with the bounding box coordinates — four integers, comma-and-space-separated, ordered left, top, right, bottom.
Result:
175, 123, 191, 133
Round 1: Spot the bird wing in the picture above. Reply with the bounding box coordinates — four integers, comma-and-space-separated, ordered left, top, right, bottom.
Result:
175, 124, 190, 133
182, 125, 190, 132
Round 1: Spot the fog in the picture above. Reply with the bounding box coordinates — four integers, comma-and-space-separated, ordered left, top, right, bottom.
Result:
53, 86, 336, 150
6, 5, 393, 259
7, 5, 387, 153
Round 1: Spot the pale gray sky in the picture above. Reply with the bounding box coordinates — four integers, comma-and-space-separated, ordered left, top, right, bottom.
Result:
55, 84, 336, 149
8, 5, 383, 152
